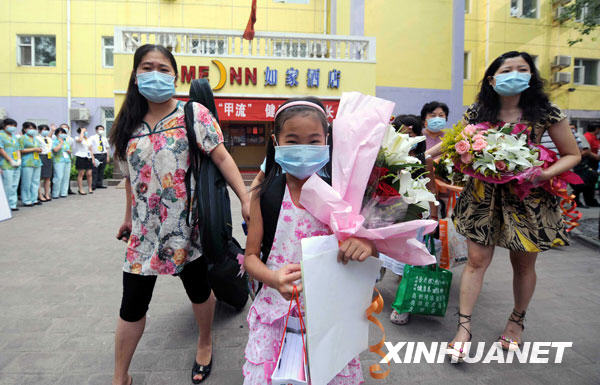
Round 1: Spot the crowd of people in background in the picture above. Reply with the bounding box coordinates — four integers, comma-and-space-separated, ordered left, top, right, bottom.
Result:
0, 118, 111, 212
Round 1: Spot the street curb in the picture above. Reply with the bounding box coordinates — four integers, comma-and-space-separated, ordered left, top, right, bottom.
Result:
571, 229, 600, 250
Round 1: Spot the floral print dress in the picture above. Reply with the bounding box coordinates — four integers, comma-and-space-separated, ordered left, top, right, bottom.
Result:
121, 101, 223, 275
452, 102, 569, 252
242, 185, 364, 385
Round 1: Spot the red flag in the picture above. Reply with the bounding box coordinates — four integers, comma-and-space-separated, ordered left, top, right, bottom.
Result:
243, 0, 257, 40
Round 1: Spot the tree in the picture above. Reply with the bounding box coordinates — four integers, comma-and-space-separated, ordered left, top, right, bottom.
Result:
555, 0, 600, 46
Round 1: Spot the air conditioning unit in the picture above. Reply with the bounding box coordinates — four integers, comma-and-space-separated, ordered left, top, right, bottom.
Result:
552, 72, 571, 85
0, 108, 6, 120
70, 108, 90, 122
553, 55, 571, 68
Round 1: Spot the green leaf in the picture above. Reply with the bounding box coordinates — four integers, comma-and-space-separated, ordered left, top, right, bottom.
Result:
403, 204, 428, 221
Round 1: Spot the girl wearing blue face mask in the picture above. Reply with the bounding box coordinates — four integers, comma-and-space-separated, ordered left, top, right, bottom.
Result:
51, 127, 72, 198
0, 118, 22, 211
18, 121, 43, 207
109, 44, 250, 385
426, 51, 581, 360
241, 98, 377, 385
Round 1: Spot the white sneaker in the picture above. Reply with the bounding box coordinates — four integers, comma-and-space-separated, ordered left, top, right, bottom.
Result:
390, 310, 410, 325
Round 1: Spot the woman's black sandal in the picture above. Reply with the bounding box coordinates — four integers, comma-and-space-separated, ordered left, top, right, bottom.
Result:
191, 358, 212, 384
498, 309, 525, 351
446, 312, 472, 363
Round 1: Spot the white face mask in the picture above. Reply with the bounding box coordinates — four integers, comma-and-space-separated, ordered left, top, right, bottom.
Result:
97, 130, 105, 136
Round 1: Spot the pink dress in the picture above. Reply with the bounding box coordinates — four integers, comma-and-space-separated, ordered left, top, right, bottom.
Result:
242, 186, 364, 385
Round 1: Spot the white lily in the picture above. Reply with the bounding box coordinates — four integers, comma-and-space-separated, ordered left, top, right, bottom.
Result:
381, 125, 425, 166
395, 170, 438, 206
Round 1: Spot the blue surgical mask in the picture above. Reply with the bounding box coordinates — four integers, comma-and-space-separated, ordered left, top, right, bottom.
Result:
137, 71, 176, 103
41, 130, 50, 137
427, 117, 446, 132
5, 126, 17, 134
26, 129, 37, 137
411, 143, 418, 151
59, 133, 68, 139
83, 132, 88, 138
493, 71, 531, 96
274, 144, 330, 180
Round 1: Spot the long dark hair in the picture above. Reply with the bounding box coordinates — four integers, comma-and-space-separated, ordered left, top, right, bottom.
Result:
109, 44, 178, 160
392, 114, 426, 161
474, 51, 549, 124
260, 97, 331, 196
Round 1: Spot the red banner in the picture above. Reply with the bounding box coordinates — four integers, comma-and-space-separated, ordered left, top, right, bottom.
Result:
178, 97, 339, 122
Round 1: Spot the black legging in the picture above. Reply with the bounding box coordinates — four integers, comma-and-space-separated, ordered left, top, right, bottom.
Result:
119, 257, 212, 322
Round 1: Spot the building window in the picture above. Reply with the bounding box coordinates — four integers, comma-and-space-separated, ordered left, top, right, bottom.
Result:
465, 0, 470, 14
17, 35, 56, 66
511, 0, 538, 19
102, 37, 114, 68
573, 59, 599, 85
463, 52, 471, 80
102, 107, 115, 133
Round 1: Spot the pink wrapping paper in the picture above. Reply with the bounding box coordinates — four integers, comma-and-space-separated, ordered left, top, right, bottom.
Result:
300, 92, 437, 266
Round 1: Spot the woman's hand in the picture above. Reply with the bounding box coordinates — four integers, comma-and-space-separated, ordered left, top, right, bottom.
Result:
116, 220, 132, 243
273, 263, 302, 300
338, 237, 377, 265
241, 198, 251, 223
530, 168, 552, 185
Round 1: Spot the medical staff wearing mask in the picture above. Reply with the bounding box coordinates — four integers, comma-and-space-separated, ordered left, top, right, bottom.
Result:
108, 44, 250, 385
51, 127, 72, 199
18, 121, 43, 207
0, 118, 22, 211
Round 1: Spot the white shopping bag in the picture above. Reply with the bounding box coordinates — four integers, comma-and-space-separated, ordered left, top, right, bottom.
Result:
301, 235, 381, 385
271, 307, 308, 384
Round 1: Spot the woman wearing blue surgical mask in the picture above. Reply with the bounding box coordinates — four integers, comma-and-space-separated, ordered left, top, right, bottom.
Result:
18, 121, 43, 207
37, 124, 54, 202
109, 44, 250, 385
426, 51, 581, 360
51, 127, 72, 198
0, 118, 22, 211
421, 101, 449, 151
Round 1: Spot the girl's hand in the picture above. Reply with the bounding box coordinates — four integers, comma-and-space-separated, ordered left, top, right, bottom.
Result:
273, 263, 302, 300
116, 221, 132, 243
338, 237, 377, 265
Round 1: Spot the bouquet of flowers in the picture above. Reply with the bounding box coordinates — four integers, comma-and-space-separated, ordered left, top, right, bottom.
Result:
440, 121, 582, 199
434, 157, 468, 187
362, 125, 438, 228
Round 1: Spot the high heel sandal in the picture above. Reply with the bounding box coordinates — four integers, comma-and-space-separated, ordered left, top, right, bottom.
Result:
498, 309, 525, 352
446, 312, 472, 363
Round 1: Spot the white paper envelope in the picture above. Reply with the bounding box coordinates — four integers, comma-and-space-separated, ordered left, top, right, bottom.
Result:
0, 177, 12, 222
301, 235, 381, 385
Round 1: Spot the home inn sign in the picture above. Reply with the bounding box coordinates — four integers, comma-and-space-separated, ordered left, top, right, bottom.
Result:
180, 60, 342, 91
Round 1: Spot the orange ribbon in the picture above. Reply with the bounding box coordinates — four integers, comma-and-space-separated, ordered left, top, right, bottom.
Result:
366, 288, 390, 380
560, 195, 582, 233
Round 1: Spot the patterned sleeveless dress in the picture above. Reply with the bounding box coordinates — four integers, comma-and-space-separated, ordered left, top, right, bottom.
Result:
242, 185, 364, 385
452, 102, 569, 252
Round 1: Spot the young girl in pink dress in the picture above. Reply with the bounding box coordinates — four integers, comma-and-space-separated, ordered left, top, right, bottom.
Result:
241, 98, 378, 385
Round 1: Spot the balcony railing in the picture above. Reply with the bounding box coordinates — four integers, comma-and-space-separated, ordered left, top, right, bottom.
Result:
114, 27, 376, 62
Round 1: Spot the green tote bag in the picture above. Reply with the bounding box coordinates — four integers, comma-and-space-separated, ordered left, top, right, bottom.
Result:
392, 264, 452, 317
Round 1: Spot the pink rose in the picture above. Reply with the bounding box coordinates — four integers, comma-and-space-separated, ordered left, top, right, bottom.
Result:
463, 125, 477, 136
174, 168, 186, 185
455, 140, 470, 155
472, 139, 488, 152
460, 152, 473, 164
140, 164, 152, 184
148, 194, 160, 209
472, 134, 485, 142
495, 160, 507, 171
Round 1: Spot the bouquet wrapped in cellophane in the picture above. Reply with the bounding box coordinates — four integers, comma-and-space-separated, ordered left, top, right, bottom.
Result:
361, 125, 438, 229
440, 121, 582, 200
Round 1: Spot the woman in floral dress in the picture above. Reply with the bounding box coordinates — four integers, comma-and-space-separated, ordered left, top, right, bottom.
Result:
426, 51, 580, 358
109, 44, 250, 385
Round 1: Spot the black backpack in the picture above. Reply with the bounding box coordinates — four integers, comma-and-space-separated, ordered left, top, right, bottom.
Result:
184, 79, 249, 311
